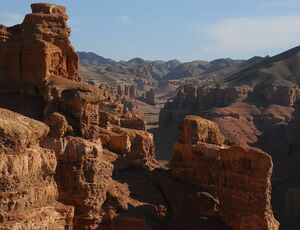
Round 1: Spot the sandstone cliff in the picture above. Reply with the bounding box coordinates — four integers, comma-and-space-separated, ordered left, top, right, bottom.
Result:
170, 115, 279, 230
0, 3, 281, 230
0, 3, 79, 91
0, 108, 74, 229
159, 70, 300, 228
0, 3, 157, 229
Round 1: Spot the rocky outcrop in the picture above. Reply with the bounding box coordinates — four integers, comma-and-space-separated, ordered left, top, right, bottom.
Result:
116, 84, 137, 99
129, 85, 137, 98
159, 84, 248, 129
248, 84, 300, 106
170, 115, 279, 230
109, 125, 155, 165
44, 76, 103, 139
120, 117, 147, 131
145, 88, 155, 105
179, 115, 225, 145
0, 108, 74, 229
197, 85, 251, 110
42, 136, 113, 229
159, 83, 298, 130
0, 3, 79, 91
159, 83, 300, 229
0, 3, 283, 230
0, 3, 156, 229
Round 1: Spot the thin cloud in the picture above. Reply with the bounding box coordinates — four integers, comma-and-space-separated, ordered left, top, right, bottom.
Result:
198, 15, 300, 59
263, 0, 300, 6
119, 15, 132, 24
0, 13, 23, 26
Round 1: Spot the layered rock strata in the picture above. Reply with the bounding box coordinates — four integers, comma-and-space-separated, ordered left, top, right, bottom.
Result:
0, 3, 79, 91
0, 3, 156, 229
170, 116, 279, 230
0, 3, 281, 230
0, 108, 74, 229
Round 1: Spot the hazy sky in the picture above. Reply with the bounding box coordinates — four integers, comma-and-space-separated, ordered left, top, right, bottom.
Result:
1, 0, 300, 61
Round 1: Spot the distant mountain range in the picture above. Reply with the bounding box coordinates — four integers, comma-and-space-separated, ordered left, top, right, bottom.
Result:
77, 51, 265, 83
225, 46, 300, 87
78, 47, 300, 89
77, 52, 180, 83
77, 52, 116, 65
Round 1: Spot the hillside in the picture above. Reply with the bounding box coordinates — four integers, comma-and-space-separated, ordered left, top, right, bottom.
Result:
225, 46, 300, 87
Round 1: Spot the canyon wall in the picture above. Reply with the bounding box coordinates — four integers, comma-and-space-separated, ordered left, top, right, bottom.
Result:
0, 108, 74, 229
0, 3, 157, 229
170, 115, 279, 230
159, 81, 300, 228
0, 3, 281, 230
0, 3, 79, 91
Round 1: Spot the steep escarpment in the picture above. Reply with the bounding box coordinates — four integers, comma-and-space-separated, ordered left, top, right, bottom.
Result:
225, 46, 300, 87
0, 3, 225, 230
0, 3, 79, 91
0, 3, 281, 230
159, 46, 300, 229
0, 4, 159, 229
159, 83, 297, 151
170, 116, 279, 230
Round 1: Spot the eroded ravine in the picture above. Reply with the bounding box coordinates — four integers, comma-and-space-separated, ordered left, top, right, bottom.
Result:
0, 3, 278, 230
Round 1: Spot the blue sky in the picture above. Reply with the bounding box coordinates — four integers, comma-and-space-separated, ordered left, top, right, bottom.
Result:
1, 0, 300, 61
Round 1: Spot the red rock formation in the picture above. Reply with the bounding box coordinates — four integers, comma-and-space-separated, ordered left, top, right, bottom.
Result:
249, 84, 300, 106
117, 84, 124, 97
124, 85, 130, 96
0, 3, 156, 228
145, 88, 155, 105
0, 3, 281, 230
160, 84, 236, 129
120, 117, 147, 131
0, 108, 74, 229
116, 84, 137, 99
179, 115, 224, 145
105, 125, 155, 165
42, 136, 113, 229
0, 3, 79, 91
129, 85, 137, 98
170, 115, 279, 230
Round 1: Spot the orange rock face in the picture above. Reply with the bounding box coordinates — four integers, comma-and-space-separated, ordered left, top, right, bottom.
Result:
0, 108, 74, 229
179, 115, 225, 145
170, 115, 279, 230
0, 3, 281, 230
109, 125, 155, 165
0, 3, 79, 91
42, 136, 113, 229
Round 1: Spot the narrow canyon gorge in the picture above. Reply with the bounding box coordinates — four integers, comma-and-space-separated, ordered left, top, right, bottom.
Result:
1, 2, 297, 230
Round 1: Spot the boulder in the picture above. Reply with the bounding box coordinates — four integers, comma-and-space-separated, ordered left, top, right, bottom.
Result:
0, 108, 49, 155
45, 112, 71, 138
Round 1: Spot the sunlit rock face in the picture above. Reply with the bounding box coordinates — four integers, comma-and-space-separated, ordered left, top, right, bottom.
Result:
0, 3, 79, 91
0, 108, 74, 229
0, 3, 282, 230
